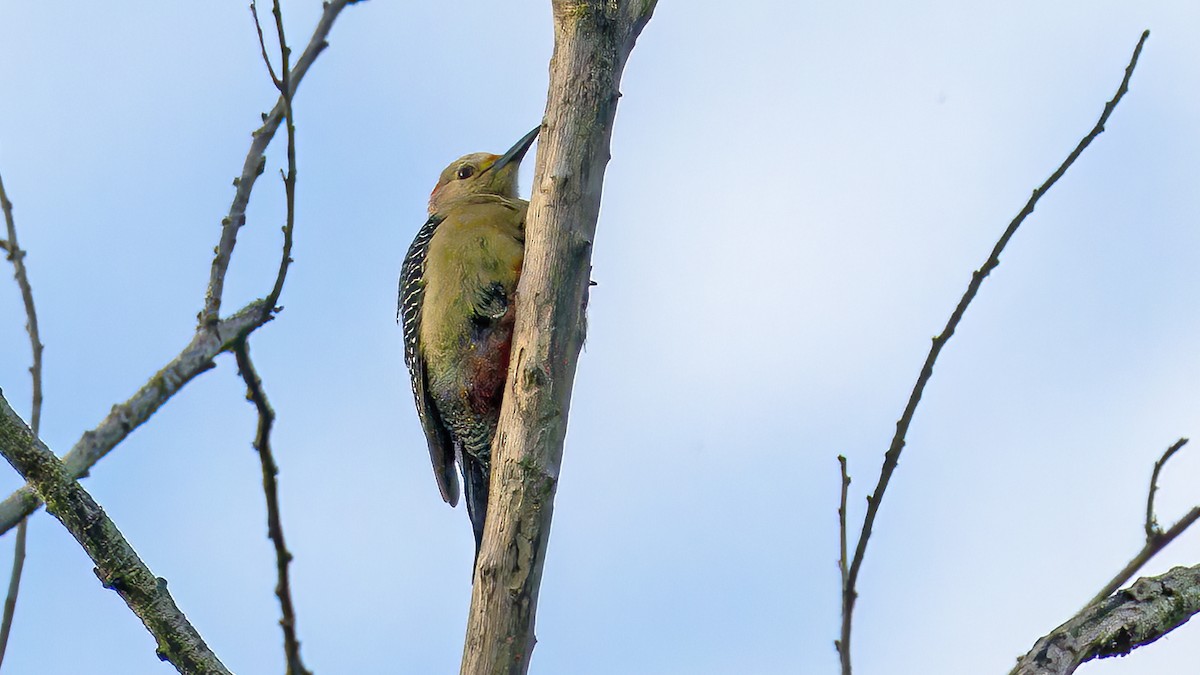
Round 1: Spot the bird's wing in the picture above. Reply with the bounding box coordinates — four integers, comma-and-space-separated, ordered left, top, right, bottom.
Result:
472, 281, 509, 320
398, 214, 460, 506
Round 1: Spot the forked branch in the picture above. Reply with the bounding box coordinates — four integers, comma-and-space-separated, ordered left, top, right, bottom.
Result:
1011, 564, 1200, 675
237, 3, 309, 672
837, 30, 1150, 674
0, 0, 362, 538
1087, 438, 1199, 606
0, 166, 43, 667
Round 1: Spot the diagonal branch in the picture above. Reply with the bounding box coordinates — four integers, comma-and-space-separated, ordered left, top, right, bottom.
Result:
837, 30, 1150, 675
0, 300, 271, 536
0, 167, 42, 667
1087, 438, 1198, 606
0, 0, 364, 539
1011, 564, 1200, 675
0, 2, 362, 669
250, 0, 284, 90
0, 395, 230, 675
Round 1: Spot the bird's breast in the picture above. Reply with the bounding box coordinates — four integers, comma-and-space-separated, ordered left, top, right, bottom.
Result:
419, 201, 525, 412
462, 306, 516, 415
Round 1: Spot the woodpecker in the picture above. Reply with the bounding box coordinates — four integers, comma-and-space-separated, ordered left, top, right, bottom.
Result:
399, 127, 540, 559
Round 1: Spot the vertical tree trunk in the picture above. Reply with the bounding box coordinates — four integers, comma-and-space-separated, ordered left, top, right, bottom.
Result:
459, 2, 656, 673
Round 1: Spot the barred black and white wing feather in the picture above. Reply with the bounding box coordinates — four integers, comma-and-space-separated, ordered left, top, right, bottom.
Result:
398, 214, 459, 506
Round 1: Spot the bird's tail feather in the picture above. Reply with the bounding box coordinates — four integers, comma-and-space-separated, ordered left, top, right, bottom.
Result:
460, 451, 490, 565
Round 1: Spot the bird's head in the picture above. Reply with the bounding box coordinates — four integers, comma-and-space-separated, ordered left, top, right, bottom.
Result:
428, 126, 540, 214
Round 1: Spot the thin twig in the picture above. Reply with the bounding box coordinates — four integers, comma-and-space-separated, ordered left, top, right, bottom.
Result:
239, 4, 308, 673
0, 395, 230, 675
0, 3, 360, 669
1087, 438, 1197, 606
0, 299, 271, 536
201, 0, 360, 326
0, 522, 26, 667
1088, 508, 1200, 608
0, 168, 42, 668
1011, 564, 1200, 675
837, 456, 850, 590
838, 30, 1150, 675
1145, 438, 1186, 539
0, 0, 364, 538
0, 173, 41, 440
834, 456, 851, 672
262, 0, 298, 316
250, 0, 283, 90
234, 343, 309, 675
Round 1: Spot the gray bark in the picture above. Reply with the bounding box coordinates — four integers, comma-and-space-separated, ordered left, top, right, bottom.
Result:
459, 1, 657, 673
0, 395, 230, 675
1011, 564, 1200, 675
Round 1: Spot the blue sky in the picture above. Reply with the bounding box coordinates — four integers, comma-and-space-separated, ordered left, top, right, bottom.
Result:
1, 1, 1199, 674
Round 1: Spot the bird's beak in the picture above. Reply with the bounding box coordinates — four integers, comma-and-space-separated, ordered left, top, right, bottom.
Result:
489, 126, 540, 173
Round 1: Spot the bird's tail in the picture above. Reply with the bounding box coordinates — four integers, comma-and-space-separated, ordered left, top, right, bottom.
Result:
459, 450, 490, 565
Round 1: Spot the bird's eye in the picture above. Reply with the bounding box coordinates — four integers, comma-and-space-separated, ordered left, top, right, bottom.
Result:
456, 166, 475, 180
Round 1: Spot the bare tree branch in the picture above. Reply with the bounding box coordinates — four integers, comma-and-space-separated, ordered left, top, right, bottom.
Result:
0, 0, 364, 538
0, 175, 40, 436
837, 30, 1151, 674
261, 0, 298, 315
1011, 564, 1200, 675
201, 0, 360, 326
0, 522, 26, 668
236, 4, 308, 673
1011, 439, 1200, 671
1087, 438, 1199, 606
460, 1, 658, 672
234, 343, 308, 675
0, 394, 230, 675
250, 0, 284, 90
837, 456, 850, 589
0, 168, 42, 667
0, 299, 270, 535
0, 1, 359, 668
1146, 438, 1187, 539
835, 456, 851, 672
